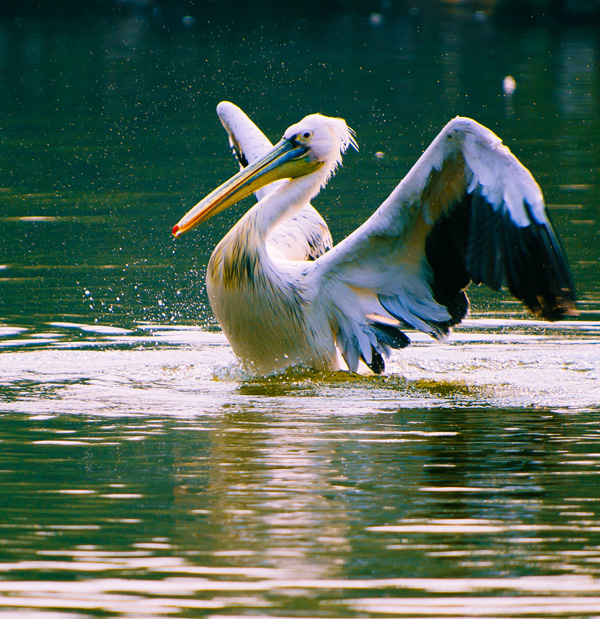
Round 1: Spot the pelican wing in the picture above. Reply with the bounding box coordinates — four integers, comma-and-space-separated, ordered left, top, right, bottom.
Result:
314, 117, 576, 371
217, 101, 333, 260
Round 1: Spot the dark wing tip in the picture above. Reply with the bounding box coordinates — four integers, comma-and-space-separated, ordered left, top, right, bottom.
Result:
368, 320, 411, 350
534, 294, 578, 321
424, 186, 578, 327
500, 200, 577, 321
424, 194, 472, 328
229, 135, 250, 168
359, 321, 411, 375
362, 348, 386, 374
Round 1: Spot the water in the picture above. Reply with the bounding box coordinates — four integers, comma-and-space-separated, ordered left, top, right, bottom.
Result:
1, 5, 600, 617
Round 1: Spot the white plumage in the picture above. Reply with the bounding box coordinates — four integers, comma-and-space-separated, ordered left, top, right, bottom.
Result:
173, 103, 576, 374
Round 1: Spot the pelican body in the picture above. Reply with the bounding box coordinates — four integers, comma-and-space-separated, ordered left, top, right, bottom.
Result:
173, 102, 576, 374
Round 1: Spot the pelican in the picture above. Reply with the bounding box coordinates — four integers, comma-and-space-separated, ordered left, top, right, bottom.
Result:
173, 103, 577, 374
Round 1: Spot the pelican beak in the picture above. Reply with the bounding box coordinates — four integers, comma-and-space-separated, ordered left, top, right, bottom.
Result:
172, 138, 322, 237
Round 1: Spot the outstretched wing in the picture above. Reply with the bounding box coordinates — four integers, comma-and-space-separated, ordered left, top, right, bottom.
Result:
216, 101, 333, 261
313, 117, 576, 372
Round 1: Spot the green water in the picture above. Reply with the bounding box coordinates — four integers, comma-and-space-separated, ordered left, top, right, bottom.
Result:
0, 6, 600, 618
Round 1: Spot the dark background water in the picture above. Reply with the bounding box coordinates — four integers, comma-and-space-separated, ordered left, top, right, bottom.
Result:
1, 0, 599, 334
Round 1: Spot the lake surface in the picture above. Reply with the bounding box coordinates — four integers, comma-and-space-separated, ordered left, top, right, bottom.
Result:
1, 5, 600, 617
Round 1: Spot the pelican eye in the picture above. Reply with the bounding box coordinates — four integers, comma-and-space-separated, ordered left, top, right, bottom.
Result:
295, 130, 313, 145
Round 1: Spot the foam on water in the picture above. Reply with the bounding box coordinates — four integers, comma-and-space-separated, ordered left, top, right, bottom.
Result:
0, 319, 598, 416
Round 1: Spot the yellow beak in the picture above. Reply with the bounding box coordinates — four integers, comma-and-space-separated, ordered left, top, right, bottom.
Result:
172, 138, 323, 237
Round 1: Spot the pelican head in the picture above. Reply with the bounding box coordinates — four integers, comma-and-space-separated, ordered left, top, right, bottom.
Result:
172, 112, 356, 237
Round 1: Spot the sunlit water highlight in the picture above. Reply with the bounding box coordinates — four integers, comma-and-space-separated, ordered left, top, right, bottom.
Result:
1, 320, 599, 617
1, 319, 598, 414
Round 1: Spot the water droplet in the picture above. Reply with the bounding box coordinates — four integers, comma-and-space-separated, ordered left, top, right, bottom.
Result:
503, 75, 517, 96
369, 13, 384, 26
182, 15, 196, 28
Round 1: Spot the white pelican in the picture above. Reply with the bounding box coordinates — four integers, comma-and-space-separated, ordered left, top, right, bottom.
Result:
173, 104, 577, 375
